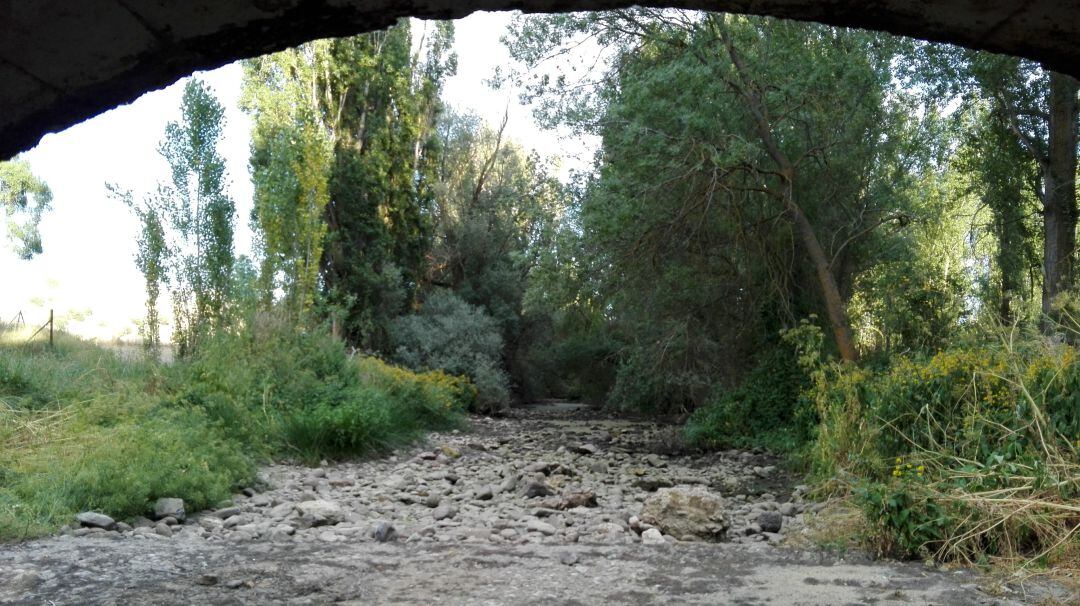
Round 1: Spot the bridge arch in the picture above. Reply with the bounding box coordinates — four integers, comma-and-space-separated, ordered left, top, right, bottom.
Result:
1, 1, 1077, 159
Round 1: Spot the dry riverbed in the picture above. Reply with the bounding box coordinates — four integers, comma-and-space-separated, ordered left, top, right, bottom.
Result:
0, 404, 1073, 605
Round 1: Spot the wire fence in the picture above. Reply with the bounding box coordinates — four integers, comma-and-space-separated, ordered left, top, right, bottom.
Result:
2, 310, 54, 347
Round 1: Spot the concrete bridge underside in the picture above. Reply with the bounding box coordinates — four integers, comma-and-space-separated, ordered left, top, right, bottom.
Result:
2, 1, 1078, 159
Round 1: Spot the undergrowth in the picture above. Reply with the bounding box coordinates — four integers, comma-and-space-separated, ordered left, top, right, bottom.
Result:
0, 323, 471, 541
682, 345, 813, 456
795, 320, 1079, 574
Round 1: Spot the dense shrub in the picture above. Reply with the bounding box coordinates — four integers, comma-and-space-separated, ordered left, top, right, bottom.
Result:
683, 346, 813, 453
391, 290, 511, 412
803, 328, 1078, 563
178, 322, 469, 461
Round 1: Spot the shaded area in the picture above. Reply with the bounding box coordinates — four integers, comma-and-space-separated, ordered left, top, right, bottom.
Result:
2, 1, 1080, 159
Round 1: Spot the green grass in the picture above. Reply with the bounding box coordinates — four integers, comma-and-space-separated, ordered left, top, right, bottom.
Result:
0, 326, 470, 541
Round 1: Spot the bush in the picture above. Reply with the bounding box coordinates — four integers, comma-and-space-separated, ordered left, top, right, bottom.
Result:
391, 290, 511, 412
178, 321, 470, 462
803, 326, 1079, 565
683, 345, 813, 453
281, 355, 469, 460
855, 477, 952, 559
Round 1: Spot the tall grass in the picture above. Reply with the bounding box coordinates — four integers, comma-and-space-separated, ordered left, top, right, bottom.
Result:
804, 322, 1079, 573
0, 324, 471, 541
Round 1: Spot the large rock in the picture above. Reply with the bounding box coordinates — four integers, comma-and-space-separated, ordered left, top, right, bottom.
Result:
554, 491, 598, 510
638, 486, 729, 541
75, 512, 115, 530
153, 498, 186, 522
372, 521, 398, 542
521, 480, 554, 498
297, 500, 345, 527
758, 511, 783, 533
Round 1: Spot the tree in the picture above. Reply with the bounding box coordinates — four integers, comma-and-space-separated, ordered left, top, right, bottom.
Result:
951, 104, 1040, 324
242, 21, 456, 346
504, 11, 933, 395
425, 109, 565, 395
118, 78, 235, 354
912, 48, 1080, 321
0, 158, 51, 259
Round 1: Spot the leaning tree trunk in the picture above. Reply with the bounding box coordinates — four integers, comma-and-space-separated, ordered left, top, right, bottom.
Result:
785, 185, 860, 362
1042, 71, 1079, 319
718, 25, 859, 362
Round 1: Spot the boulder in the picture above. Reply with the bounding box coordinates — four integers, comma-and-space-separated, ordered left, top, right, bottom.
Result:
297, 500, 345, 527
372, 521, 398, 542
641, 528, 666, 545
638, 486, 729, 541
75, 511, 115, 530
758, 511, 783, 533
153, 498, 186, 522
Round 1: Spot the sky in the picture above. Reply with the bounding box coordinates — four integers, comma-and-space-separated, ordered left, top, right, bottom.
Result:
0, 12, 598, 341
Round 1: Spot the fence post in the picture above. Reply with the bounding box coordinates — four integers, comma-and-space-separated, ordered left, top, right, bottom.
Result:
49, 309, 53, 348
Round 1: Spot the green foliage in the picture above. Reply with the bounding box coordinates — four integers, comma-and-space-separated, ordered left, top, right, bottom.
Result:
178, 315, 469, 461
0, 326, 469, 539
803, 326, 1078, 563
243, 22, 457, 346
0, 157, 51, 259
391, 290, 510, 412
502, 11, 955, 409
115, 78, 236, 355
0, 333, 250, 540
426, 109, 566, 400
855, 478, 952, 559
684, 346, 813, 453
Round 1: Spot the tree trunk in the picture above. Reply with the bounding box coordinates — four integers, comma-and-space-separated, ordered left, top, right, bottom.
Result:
785, 186, 860, 362
1042, 71, 1079, 318
717, 25, 859, 362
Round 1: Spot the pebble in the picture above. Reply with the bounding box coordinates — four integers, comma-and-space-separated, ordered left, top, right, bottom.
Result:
214, 507, 241, 519
432, 506, 457, 521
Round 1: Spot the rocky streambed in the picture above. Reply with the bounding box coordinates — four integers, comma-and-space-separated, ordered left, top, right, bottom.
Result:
0, 404, 1072, 605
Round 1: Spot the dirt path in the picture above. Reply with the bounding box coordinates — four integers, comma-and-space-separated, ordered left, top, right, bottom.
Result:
0, 404, 1072, 605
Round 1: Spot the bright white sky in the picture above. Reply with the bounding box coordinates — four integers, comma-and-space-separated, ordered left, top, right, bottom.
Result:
0, 12, 598, 341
